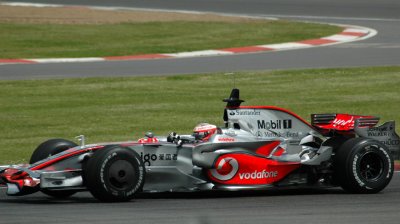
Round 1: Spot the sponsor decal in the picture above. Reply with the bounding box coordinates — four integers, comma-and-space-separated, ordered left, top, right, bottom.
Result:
333, 117, 354, 127
217, 137, 235, 142
229, 109, 261, 116
239, 170, 278, 180
362, 123, 400, 157
225, 130, 237, 136
381, 139, 400, 146
256, 131, 300, 138
207, 154, 301, 185
210, 157, 239, 181
257, 120, 292, 130
140, 152, 177, 166
368, 132, 391, 137
194, 124, 217, 132
368, 126, 389, 132
367, 125, 395, 137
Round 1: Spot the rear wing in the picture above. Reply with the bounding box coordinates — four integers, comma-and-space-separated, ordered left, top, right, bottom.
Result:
311, 113, 379, 132
312, 114, 399, 159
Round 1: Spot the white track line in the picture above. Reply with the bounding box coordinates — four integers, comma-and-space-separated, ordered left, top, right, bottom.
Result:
0, 2, 378, 64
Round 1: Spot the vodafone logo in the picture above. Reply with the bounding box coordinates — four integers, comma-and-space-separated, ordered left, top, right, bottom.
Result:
210, 157, 239, 181
217, 137, 235, 142
239, 170, 278, 180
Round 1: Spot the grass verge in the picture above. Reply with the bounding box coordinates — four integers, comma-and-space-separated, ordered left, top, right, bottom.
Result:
0, 21, 341, 59
0, 66, 399, 164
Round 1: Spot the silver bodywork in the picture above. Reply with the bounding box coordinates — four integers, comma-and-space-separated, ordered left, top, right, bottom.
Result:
0, 125, 330, 195
1, 99, 398, 196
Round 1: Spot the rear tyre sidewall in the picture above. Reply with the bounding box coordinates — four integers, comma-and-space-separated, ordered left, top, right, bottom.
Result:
334, 138, 394, 194
84, 146, 145, 202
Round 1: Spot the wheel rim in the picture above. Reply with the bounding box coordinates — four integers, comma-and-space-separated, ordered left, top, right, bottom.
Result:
359, 151, 384, 182
108, 160, 136, 190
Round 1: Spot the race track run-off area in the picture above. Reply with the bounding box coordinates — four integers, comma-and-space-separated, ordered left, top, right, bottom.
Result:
0, 2, 375, 65
1, 1, 400, 224
1, 1, 400, 79
1, 174, 400, 224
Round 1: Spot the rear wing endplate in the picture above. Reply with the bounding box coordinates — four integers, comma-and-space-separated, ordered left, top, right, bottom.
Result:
355, 119, 400, 160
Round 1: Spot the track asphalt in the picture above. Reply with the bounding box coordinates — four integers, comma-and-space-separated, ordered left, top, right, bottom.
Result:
1, 173, 400, 224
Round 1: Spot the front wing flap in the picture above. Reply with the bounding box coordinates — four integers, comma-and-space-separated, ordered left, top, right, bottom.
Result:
0, 166, 84, 195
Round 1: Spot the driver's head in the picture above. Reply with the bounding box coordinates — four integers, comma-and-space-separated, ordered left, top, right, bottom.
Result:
193, 123, 217, 141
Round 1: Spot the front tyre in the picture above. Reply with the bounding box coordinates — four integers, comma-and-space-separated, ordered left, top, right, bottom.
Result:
30, 139, 79, 198
30, 139, 78, 164
334, 138, 394, 194
83, 146, 145, 202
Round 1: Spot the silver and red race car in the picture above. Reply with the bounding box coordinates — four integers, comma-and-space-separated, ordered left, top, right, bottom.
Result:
1, 89, 399, 202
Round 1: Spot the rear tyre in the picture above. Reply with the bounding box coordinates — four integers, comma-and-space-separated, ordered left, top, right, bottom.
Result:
334, 138, 394, 194
83, 146, 145, 202
30, 139, 79, 198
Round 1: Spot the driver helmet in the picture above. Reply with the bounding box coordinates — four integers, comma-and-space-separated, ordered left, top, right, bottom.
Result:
193, 123, 217, 141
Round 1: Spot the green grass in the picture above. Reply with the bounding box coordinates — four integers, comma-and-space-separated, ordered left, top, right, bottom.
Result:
0, 21, 341, 58
0, 66, 399, 164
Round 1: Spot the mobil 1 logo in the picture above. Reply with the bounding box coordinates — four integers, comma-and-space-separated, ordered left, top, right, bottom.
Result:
257, 119, 292, 130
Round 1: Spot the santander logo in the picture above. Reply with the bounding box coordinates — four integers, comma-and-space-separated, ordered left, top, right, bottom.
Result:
210, 157, 239, 181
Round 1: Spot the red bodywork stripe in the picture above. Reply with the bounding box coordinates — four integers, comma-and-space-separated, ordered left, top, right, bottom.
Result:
255, 141, 281, 156
30, 146, 104, 171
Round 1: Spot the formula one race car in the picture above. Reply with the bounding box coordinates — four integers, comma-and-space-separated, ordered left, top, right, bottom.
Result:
1, 89, 399, 202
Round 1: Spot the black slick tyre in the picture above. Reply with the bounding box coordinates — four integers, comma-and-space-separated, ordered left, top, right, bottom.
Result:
334, 137, 394, 194
30, 139, 79, 198
30, 139, 78, 164
83, 146, 145, 202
